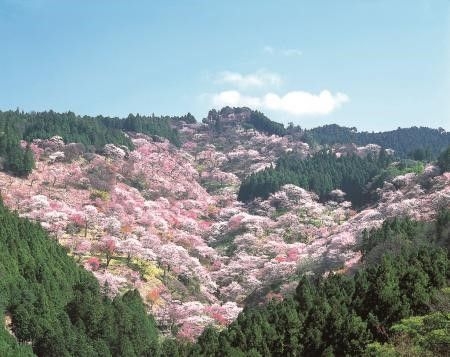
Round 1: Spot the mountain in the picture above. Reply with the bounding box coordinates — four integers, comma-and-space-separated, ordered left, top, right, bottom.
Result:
203, 107, 287, 137
0, 107, 449, 355
305, 124, 450, 158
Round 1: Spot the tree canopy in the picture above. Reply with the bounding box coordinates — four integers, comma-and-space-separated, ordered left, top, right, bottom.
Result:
0, 198, 160, 356
192, 214, 450, 356
437, 145, 450, 172
238, 150, 390, 206
305, 124, 450, 159
0, 109, 184, 176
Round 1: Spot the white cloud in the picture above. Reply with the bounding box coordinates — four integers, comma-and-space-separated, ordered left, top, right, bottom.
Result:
209, 90, 349, 116
282, 48, 302, 57
263, 90, 348, 115
212, 90, 262, 108
216, 70, 281, 88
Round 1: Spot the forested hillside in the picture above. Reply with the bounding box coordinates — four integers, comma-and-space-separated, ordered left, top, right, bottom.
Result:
246, 111, 287, 136
0, 199, 161, 356
238, 150, 392, 206
0, 128, 34, 177
190, 214, 450, 356
305, 124, 450, 158
2, 0, 450, 354
2, 171, 448, 356
0, 107, 449, 356
438, 146, 450, 172
0, 110, 183, 176
204, 107, 287, 136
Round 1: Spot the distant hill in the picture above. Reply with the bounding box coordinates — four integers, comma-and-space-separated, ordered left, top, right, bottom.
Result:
202, 108, 449, 159
305, 124, 450, 158
0, 110, 184, 176
0, 110, 183, 148
204, 107, 287, 136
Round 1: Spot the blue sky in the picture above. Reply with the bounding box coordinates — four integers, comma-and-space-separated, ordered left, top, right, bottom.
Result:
0, 0, 449, 131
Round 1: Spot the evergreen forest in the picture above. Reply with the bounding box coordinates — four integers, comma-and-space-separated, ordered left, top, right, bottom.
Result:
238, 150, 392, 206
0, 110, 183, 176
305, 124, 450, 159
0, 198, 160, 356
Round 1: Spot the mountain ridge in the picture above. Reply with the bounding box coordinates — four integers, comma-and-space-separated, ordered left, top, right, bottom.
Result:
0, 106, 449, 353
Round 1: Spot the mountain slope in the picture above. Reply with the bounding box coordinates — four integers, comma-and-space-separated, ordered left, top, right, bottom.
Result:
0, 108, 449, 343
305, 124, 450, 158
192, 214, 449, 356
0, 199, 160, 356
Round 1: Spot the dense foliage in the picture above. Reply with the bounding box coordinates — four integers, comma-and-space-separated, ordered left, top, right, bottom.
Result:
173, 112, 197, 124
0, 123, 34, 177
0, 110, 183, 176
99, 113, 181, 146
206, 107, 287, 137
21, 111, 134, 150
367, 308, 450, 356
238, 151, 390, 206
360, 210, 450, 266
190, 215, 449, 356
245, 111, 287, 136
0, 199, 160, 356
364, 159, 425, 202
1, 195, 447, 356
438, 145, 450, 172
305, 124, 450, 158
1, 106, 449, 356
